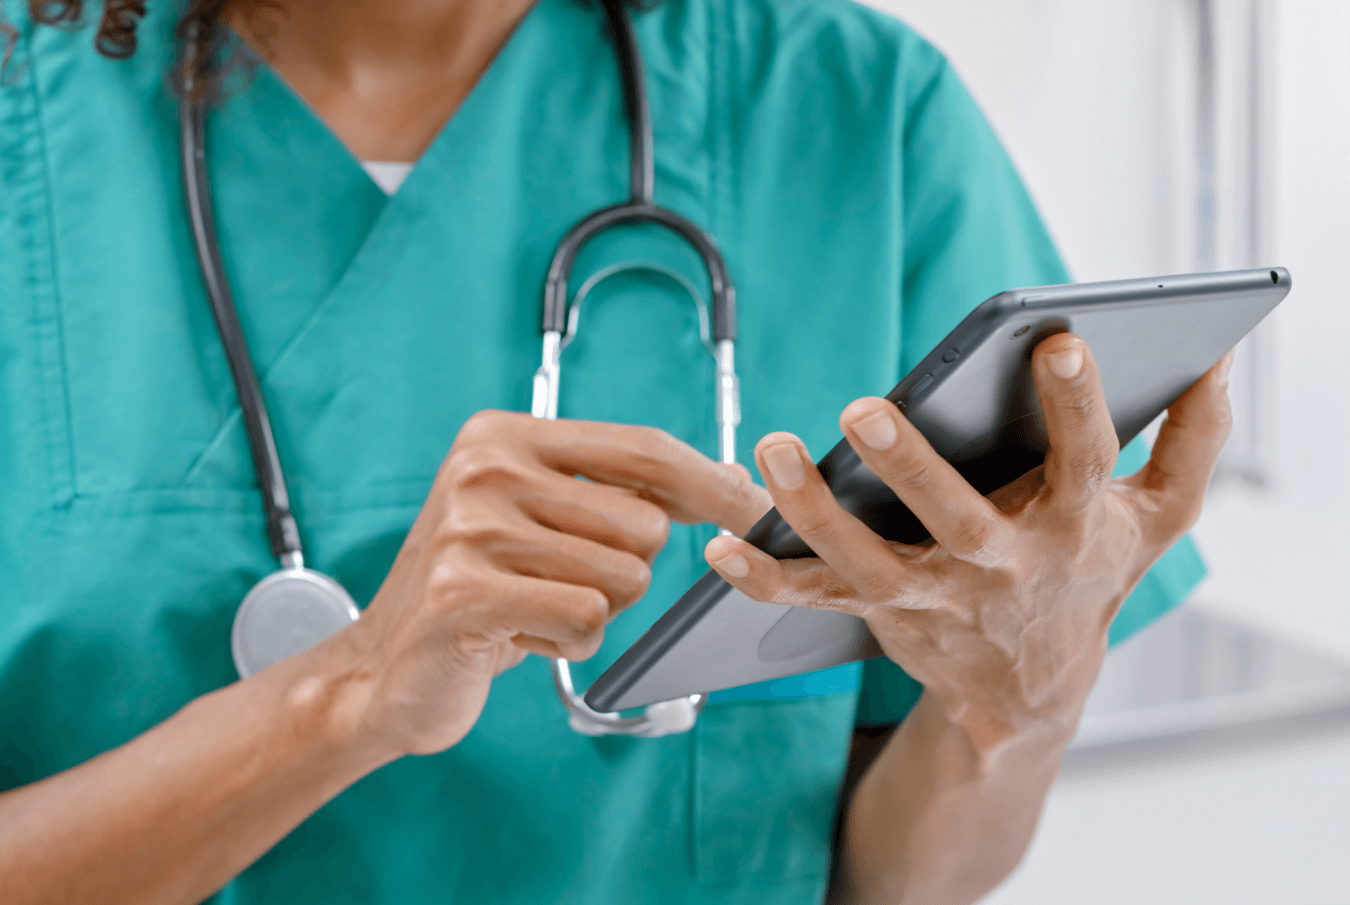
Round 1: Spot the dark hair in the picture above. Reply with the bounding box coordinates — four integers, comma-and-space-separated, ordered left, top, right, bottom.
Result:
3, 0, 656, 100
0, 1, 229, 97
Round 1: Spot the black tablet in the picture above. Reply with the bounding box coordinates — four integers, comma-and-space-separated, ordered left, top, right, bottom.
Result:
585, 268, 1292, 713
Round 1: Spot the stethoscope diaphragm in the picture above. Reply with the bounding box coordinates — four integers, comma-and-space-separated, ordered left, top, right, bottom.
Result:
231, 568, 359, 678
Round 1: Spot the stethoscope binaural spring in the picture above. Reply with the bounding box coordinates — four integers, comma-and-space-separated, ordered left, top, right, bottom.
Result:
178, 0, 739, 738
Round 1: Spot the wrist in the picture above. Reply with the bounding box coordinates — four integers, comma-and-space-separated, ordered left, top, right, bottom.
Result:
932, 635, 1106, 761
925, 684, 1082, 770
273, 627, 403, 775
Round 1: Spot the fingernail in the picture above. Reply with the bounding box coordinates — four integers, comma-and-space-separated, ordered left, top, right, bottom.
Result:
712, 551, 750, 579
851, 410, 898, 450
1216, 352, 1235, 385
761, 443, 805, 489
1046, 345, 1084, 379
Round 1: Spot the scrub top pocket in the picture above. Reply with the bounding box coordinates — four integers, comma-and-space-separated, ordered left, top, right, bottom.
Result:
692, 695, 857, 885
8, 28, 443, 517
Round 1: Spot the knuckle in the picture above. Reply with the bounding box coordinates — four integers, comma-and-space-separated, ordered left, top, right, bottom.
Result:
1079, 455, 1118, 491
730, 473, 773, 519
613, 557, 653, 605
570, 590, 610, 639
791, 506, 839, 540
885, 447, 934, 490
450, 627, 499, 655
725, 462, 754, 483
1058, 387, 1100, 423
946, 513, 1005, 563
456, 409, 511, 445
1061, 440, 1118, 492
631, 503, 672, 556
631, 426, 687, 474
444, 445, 524, 490
426, 561, 462, 602
436, 507, 512, 549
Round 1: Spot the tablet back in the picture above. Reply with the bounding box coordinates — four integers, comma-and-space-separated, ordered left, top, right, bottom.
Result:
586, 268, 1292, 713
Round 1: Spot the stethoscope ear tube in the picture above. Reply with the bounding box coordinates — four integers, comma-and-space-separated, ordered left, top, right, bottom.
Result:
532, 2, 740, 737
549, 0, 736, 344
542, 202, 737, 342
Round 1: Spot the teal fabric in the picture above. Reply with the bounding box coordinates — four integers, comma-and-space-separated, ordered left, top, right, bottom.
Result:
0, 0, 1204, 901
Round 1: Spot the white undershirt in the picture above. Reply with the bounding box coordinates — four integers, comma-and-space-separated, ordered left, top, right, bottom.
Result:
362, 161, 415, 195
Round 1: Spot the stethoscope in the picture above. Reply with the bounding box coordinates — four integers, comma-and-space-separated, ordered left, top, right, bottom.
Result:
177, 0, 739, 738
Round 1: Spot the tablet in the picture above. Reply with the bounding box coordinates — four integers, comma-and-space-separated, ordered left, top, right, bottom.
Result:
585, 268, 1292, 713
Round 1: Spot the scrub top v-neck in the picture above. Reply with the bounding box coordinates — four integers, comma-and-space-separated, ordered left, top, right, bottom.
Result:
0, 0, 1208, 902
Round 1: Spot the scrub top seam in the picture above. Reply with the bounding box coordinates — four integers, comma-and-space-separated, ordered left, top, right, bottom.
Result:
703, 0, 718, 243
690, 722, 707, 879
884, 41, 907, 386
14, 30, 76, 511
705, 0, 734, 267
895, 54, 954, 311
54, 481, 434, 519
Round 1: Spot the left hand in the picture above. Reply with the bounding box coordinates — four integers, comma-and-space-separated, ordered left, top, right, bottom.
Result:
706, 334, 1233, 754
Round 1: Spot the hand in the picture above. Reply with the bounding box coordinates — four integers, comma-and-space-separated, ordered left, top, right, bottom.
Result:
705, 336, 1233, 755
328, 411, 770, 758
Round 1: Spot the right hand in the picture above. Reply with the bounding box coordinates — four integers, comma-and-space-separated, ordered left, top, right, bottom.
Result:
326, 411, 771, 758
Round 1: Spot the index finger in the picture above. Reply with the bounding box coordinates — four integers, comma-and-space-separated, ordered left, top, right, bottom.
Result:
492, 412, 772, 535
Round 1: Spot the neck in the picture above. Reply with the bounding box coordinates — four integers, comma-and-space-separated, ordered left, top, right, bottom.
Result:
228, 0, 540, 161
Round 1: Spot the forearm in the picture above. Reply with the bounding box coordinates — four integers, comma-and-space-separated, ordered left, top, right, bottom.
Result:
0, 631, 395, 905
836, 691, 1076, 905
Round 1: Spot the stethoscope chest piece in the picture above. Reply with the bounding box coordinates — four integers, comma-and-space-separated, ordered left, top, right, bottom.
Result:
231, 568, 359, 678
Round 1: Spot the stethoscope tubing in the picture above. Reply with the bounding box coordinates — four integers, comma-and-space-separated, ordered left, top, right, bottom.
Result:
534, 0, 737, 735
180, 79, 304, 570
542, 200, 737, 341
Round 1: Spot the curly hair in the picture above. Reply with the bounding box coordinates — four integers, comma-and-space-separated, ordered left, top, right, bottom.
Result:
3, 0, 655, 100
0, 1, 230, 97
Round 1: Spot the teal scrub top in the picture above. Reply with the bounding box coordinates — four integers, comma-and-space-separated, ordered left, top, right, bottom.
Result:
0, 0, 1207, 901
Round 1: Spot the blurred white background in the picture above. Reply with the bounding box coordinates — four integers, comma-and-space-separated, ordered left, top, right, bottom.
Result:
855, 1, 1350, 902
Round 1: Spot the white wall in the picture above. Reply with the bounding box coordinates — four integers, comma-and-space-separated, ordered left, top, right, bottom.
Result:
1195, 0, 1350, 659
866, 0, 1199, 280
854, 1, 1350, 902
